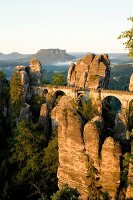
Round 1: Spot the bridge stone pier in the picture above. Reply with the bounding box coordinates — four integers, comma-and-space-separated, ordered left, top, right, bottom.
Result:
31, 85, 133, 112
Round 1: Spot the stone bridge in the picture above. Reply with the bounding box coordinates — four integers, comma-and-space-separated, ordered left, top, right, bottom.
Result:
89, 89, 133, 110
32, 85, 80, 99
32, 85, 133, 110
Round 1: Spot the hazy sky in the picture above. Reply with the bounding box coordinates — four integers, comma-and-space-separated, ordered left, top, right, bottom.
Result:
0, 0, 132, 53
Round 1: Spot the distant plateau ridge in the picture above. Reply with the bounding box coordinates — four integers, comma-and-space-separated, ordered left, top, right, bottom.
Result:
0, 49, 76, 65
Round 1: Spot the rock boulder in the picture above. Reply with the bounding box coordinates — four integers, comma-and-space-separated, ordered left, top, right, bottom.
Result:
67, 54, 110, 89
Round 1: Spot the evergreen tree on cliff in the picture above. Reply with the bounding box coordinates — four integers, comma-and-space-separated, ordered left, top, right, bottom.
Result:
10, 70, 24, 118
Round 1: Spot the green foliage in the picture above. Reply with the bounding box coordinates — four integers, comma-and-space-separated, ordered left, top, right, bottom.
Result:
42, 132, 59, 197
128, 100, 133, 131
43, 70, 67, 85
109, 64, 133, 91
87, 159, 101, 200
78, 99, 98, 122
125, 130, 133, 165
10, 70, 24, 118
0, 70, 5, 81
70, 98, 78, 110
0, 70, 9, 105
118, 17, 133, 60
0, 70, 10, 161
10, 121, 46, 183
52, 73, 65, 85
8, 121, 58, 199
102, 191, 110, 200
51, 184, 80, 200
29, 94, 45, 122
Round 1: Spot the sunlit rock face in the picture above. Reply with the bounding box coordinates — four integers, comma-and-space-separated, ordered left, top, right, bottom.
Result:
52, 96, 122, 199
29, 58, 42, 85
129, 73, 133, 91
126, 143, 133, 199
83, 116, 104, 170
52, 96, 90, 199
99, 137, 121, 199
67, 54, 110, 89
15, 66, 29, 100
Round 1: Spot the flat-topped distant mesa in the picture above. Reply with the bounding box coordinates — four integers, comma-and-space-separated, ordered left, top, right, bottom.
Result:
27, 49, 76, 64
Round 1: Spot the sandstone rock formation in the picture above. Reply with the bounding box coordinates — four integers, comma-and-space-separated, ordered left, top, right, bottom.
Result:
29, 58, 42, 85
126, 143, 133, 199
19, 103, 32, 121
39, 103, 49, 136
113, 112, 128, 143
129, 73, 133, 92
83, 116, 104, 170
99, 137, 121, 198
52, 96, 123, 199
15, 66, 29, 101
67, 54, 110, 89
52, 96, 90, 199
14, 59, 43, 102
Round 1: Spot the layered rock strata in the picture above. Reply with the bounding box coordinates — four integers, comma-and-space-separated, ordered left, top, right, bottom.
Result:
52, 96, 90, 199
126, 143, 133, 199
39, 103, 49, 136
67, 54, 110, 89
15, 66, 29, 101
52, 96, 122, 199
99, 137, 121, 198
129, 73, 133, 92
29, 58, 42, 85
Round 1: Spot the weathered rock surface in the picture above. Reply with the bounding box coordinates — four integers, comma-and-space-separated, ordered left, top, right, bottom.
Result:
129, 73, 133, 92
83, 116, 104, 170
19, 103, 32, 121
39, 103, 49, 136
113, 112, 128, 143
54, 96, 125, 199
126, 143, 133, 199
53, 96, 90, 199
67, 54, 110, 89
99, 137, 121, 199
51, 106, 58, 133
29, 58, 42, 85
15, 66, 29, 100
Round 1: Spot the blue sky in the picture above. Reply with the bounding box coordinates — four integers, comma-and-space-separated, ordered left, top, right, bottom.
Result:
0, 0, 132, 53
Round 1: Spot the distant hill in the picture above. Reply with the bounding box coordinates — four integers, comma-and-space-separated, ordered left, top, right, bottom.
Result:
0, 52, 31, 60
26, 49, 76, 64
0, 49, 76, 65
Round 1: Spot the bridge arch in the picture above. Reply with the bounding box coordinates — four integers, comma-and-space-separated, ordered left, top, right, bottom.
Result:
43, 89, 48, 94
102, 96, 122, 130
53, 90, 66, 99
52, 90, 66, 108
102, 96, 122, 114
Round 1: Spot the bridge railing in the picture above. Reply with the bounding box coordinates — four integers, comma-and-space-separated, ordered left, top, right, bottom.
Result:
31, 85, 133, 96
